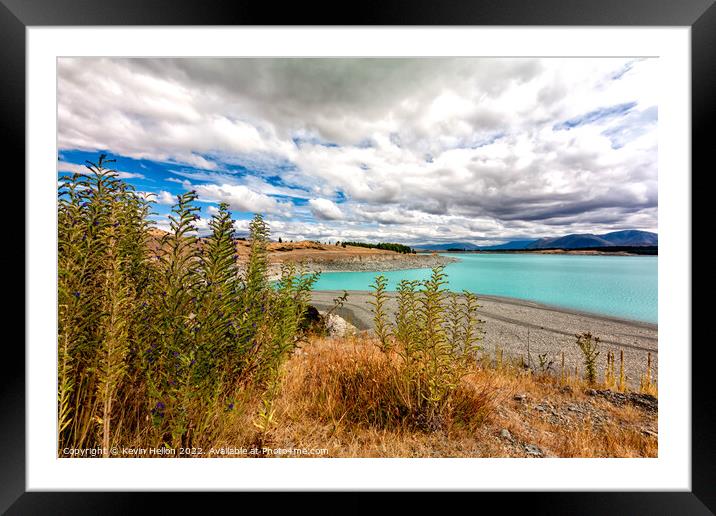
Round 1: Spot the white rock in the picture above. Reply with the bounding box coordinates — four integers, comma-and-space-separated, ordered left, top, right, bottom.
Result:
325, 313, 357, 338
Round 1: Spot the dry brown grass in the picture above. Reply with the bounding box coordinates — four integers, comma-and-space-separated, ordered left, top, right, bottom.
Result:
203, 335, 657, 458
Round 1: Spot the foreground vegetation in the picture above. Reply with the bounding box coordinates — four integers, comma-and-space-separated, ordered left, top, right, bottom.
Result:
58, 156, 656, 458
115, 332, 654, 458
58, 155, 317, 454
248, 335, 657, 458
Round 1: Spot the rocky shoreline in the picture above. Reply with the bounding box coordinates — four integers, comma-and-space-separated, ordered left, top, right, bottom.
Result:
267, 253, 459, 279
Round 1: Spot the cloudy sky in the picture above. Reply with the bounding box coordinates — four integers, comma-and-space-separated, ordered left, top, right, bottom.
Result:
57, 57, 657, 244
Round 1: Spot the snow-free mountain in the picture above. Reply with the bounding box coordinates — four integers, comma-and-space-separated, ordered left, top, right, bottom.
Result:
415, 230, 657, 251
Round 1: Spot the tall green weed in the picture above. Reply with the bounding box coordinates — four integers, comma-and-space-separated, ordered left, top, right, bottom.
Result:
58, 156, 318, 453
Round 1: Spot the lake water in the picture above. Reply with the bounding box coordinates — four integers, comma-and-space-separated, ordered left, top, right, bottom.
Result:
312, 253, 658, 324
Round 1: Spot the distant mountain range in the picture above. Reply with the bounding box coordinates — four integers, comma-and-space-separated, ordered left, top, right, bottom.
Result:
415, 230, 657, 251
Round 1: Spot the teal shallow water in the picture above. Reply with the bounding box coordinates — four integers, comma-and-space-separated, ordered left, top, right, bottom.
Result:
312, 253, 658, 324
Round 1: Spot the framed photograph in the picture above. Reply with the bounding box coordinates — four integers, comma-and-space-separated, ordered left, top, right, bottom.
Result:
8, 0, 712, 511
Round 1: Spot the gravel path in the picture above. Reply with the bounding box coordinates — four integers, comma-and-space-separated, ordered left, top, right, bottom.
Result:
310, 290, 658, 388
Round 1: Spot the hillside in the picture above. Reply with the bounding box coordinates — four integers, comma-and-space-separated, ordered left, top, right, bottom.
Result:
528, 230, 657, 249
149, 228, 402, 259
417, 230, 657, 252
601, 230, 658, 246
481, 239, 538, 250
147, 229, 456, 275
528, 234, 612, 249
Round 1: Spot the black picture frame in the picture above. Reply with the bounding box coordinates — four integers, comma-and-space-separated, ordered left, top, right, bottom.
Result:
5, 0, 712, 512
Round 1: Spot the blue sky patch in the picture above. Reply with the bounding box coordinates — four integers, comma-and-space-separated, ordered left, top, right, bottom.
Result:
553, 102, 638, 131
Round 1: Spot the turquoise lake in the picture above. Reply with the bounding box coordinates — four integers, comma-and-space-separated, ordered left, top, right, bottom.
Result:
312, 253, 658, 324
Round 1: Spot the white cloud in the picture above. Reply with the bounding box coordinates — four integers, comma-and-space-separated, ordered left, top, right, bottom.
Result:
156, 190, 176, 205
58, 57, 658, 243
308, 198, 344, 220
191, 183, 292, 216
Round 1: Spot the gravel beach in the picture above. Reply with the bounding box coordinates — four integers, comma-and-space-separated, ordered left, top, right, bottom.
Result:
310, 290, 658, 388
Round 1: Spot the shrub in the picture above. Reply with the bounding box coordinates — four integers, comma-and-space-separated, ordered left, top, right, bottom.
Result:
368, 266, 485, 431
575, 332, 600, 385
639, 352, 656, 395
58, 155, 155, 453
58, 155, 319, 454
604, 351, 616, 389
368, 275, 392, 352
298, 338, 494, 434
